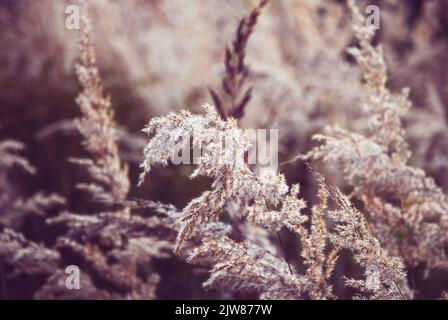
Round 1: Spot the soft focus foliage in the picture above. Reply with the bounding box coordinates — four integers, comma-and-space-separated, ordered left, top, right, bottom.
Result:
1, 0, 447, 300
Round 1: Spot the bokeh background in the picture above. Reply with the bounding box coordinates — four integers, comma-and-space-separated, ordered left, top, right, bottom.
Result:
1, 0, 447, 299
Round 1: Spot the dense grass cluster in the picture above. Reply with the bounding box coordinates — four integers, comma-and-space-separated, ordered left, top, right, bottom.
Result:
0, 0, 447, 299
